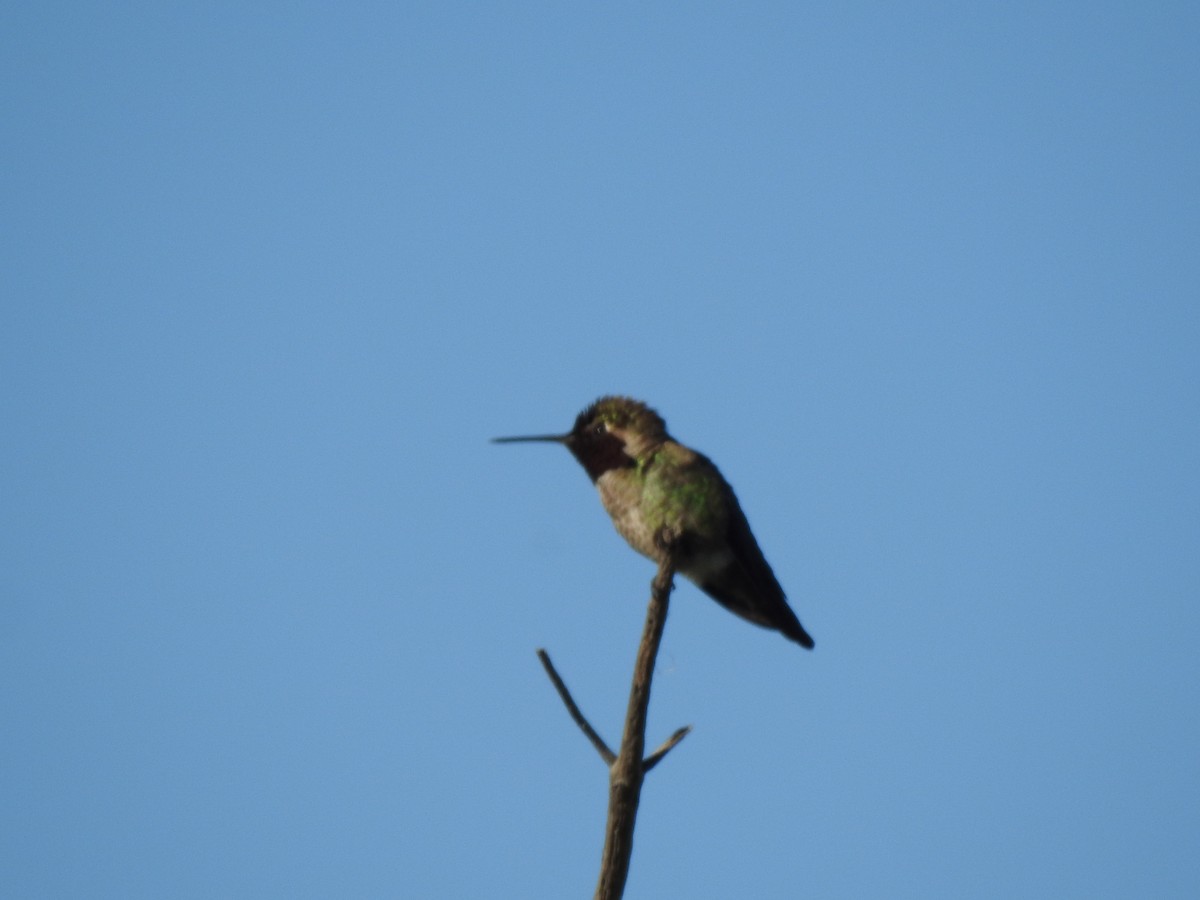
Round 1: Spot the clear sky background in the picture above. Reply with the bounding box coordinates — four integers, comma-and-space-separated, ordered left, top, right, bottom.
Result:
3, 3, 1198, 898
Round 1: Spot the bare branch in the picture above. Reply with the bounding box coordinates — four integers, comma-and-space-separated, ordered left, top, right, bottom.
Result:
594, 547, 678, 900
534, 534, 687, 899
536, 648, 615, 766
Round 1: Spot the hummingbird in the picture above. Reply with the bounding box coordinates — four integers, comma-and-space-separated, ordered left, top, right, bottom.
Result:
493, 396, 814, 648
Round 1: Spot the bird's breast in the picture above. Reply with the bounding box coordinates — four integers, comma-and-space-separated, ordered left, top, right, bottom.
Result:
595, 471, 661, 560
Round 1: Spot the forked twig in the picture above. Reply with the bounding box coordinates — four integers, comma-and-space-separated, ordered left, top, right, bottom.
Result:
537, 543, 690, 900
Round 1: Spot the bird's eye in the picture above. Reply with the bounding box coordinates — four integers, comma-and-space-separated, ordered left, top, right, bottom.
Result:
591, 422, 605, 436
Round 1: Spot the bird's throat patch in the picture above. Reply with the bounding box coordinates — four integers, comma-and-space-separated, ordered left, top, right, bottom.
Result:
572, 431, 636, 482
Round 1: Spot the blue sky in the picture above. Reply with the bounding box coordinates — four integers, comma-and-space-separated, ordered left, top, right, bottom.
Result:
3, 3, 1198, 897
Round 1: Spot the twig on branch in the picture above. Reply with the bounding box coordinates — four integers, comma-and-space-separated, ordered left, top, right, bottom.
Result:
643, 725, 693, 773
536, 648, 615, 766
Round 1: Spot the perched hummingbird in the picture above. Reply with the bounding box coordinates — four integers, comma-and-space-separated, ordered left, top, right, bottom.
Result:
493, 396, 814, 648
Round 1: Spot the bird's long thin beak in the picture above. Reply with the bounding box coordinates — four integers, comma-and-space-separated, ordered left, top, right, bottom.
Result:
491, 433, 570, 444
